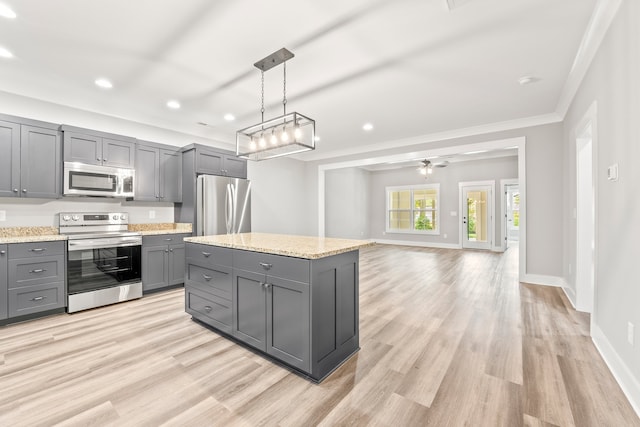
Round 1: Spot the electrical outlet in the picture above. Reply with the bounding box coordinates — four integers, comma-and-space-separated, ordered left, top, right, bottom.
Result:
0, 210, 5, 221
149, 210, 156, 219
628, 322, 634, 346
443, 233, 448, 239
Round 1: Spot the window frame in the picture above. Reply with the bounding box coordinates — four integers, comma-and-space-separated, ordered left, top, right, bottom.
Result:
385, 183, 440, 235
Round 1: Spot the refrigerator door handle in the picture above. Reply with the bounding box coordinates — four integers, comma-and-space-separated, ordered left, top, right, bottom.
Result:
225, 183, 233, 234
231, 183, 238, 233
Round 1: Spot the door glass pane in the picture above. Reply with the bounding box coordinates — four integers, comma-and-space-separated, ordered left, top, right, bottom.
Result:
466, 190, 488, 242
389, 211, 411, 230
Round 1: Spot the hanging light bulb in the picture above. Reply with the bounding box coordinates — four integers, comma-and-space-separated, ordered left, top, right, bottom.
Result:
294, 123, 302, 140
427, 165, 433, 174
270, 129, 278, 145
281, 125, 289, 142
259, 133, 266, 147
249, 138, 257, 151
419, 167, 427, 176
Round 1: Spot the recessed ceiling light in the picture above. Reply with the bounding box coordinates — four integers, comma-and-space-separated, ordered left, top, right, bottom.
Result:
166, 100, 181, 109
0, 3, 17, 19
0, 46, 13, 58
95, 78, 113, 89
223, 113, 235, 121
363, 123, 374, 131
518, 76, 541, 86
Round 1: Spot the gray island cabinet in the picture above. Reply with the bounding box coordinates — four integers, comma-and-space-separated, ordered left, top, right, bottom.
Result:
183, 232, 371, 382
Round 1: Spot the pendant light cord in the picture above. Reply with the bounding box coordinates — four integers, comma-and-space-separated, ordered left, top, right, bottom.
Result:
283, 61, 287, 116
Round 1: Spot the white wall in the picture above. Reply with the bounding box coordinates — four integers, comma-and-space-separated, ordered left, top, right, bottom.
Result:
325, 168, 370, 239
367, 157, 517, 247
247, 156, 314, 236
0, 197, 174, 227
562, 0, 640, 409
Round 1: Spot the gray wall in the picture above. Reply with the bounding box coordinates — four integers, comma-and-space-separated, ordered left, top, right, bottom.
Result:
367, 157, 517, 246
325, 168, 370, 239
562, 0, 640, 388
247, 156, 314, 236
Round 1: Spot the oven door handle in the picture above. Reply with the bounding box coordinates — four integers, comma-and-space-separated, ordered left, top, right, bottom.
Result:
68, 239, 142, 251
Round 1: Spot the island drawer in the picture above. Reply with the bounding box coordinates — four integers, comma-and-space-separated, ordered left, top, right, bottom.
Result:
185, 262, 232, 300
8, 255, 65, 288
186, 244, 232, 266
186, 287, 232, 334
8, 282, 65, 317
233, 250, 310, 283
9, 241, 65, 259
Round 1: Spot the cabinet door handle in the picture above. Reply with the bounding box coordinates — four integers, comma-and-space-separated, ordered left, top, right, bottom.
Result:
97, 157, 101, 161
164, 249, 169, 253
13, 188, 18, 193
259, 262, 272, 270
202, 252, 211, 257
202, 274, 212, 281
22, 189, 27, 193
169, 248, 173, 252
204, 306, 212, 312
31, 296, 46, 302
30, 269, 46, 274
30, 248, 46, 252
103, 158, 108, 162
0, 250, 5, 255
263, 282, 271, 289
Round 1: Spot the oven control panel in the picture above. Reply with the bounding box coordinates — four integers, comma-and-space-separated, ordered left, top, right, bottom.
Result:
59, 212, 129, 226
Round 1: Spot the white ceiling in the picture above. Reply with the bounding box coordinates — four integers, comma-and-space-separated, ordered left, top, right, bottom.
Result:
0, 0, 596, 161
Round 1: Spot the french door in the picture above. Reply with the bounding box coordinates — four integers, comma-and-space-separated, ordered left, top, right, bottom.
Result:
460, 183, 494, 250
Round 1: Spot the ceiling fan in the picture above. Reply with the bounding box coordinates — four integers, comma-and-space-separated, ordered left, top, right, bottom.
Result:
418, 159, 449, 176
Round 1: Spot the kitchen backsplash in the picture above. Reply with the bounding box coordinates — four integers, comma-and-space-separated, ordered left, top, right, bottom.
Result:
0, 197, 175, 227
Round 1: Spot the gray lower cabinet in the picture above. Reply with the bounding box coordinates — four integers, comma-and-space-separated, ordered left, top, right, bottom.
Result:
184, 243, 359, 381
6, 241, 66, 319
0, 245, 7, 320
0, 119, 62, 199
141, 234, 190, 292
135, 142, 182, 202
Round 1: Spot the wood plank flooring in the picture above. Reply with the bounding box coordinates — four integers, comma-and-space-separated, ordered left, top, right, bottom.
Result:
1, 244, 638, 426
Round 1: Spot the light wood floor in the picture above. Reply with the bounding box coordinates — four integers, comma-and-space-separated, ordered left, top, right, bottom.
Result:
1, 244, 638, 426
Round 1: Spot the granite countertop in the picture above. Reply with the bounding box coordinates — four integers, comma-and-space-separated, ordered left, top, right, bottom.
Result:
184, 232, 374, 259
128, 223, 192, 236
0, 226, 67, 244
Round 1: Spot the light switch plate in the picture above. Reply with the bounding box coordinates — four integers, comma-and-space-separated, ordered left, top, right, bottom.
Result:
607, 163, 619, 181
149, 210, 156, 219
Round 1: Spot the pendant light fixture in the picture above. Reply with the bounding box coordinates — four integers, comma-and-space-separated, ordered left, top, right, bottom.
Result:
236, 48, 316, 161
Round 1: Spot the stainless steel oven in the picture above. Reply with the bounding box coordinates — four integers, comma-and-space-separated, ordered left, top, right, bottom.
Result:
59, 212, 142, 312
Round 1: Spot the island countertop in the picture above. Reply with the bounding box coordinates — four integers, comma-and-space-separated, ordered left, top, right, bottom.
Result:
183, 232, 373, 259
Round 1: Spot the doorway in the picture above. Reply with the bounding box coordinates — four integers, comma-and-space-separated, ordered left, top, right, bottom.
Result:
576, 122, 594, 313
460, 182, 494, 250
503, 183, 520, 250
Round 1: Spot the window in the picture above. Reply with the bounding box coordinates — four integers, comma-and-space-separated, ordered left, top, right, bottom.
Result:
386, 184, 440, 234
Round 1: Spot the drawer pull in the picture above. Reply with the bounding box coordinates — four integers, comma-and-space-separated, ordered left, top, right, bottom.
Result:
202, 274, 212, 281
30, 296, 46, 302
30, 248, 46, 252
164, 238, 173, 241
30, 269, 47, 274
204, 306, 212, 312
259, 262, 272, 270
202, 252, 211, 257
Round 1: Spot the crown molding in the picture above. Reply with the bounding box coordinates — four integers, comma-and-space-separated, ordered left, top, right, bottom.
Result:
555, 0, 623, 116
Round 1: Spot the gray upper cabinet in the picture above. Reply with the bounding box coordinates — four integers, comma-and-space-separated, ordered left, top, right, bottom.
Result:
62, 126, 135, 168
135, 142, 182, 202
191, 145, 247, 178
0, 118, 61, 199
0, 245, 7, 321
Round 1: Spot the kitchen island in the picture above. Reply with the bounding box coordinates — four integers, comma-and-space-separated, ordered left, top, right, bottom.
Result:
183, 232, 372, 382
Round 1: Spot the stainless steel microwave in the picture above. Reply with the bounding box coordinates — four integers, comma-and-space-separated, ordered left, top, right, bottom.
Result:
63, 162, 135, 198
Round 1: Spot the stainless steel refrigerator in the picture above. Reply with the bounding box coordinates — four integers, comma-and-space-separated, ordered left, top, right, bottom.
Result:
195, 175, 251, 235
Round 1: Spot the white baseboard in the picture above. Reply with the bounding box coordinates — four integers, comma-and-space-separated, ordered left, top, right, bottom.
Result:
520, 274, 565, 288
492, 245, 505, 253
373, 239, 461, 250
592, 323, 640, 419
562, 282, 577, 309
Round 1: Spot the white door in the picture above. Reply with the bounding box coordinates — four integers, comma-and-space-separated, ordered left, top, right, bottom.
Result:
506, 185, 520, 242
576, 125, 594, 313
461, 184, 493, 250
